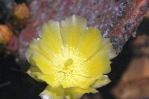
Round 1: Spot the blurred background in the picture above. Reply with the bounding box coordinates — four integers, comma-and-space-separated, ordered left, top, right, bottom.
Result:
0, 0, 149, 99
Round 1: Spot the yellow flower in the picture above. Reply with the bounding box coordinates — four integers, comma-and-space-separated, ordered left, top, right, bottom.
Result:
26, 15, 116, 99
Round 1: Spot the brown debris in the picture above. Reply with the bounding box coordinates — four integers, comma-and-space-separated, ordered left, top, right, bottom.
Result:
81, 93, 103, 99
145, 9, 149, 18
113, 35, 149, 99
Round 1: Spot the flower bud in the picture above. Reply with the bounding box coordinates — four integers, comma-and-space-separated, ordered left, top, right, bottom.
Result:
13, 3, 29, 20
0, 25, 13, 44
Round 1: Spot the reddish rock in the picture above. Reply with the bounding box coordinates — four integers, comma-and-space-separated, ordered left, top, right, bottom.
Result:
17, 0, 148, 60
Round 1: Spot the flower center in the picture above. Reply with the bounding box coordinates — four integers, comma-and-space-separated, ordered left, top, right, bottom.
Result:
64, 58, 73, 69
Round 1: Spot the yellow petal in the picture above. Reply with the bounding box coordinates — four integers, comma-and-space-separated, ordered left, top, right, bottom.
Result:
102, 38, 117, 59
66, 87, 98, 99
61, 75, 75, 88
70, 74, 98, 89
75, 51, 111, 78
77, 27, 102, 59
40, 20, 63, 55
30, 52, 57, 74
91, 75, 111, 88
38, 73, 64, 87
27, 66, 42, 81
40, 85, 64, 99
87, 51, 111, 75
82, 39, 115, 75
60, 15, 87, 49
26, 39, 53, 64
